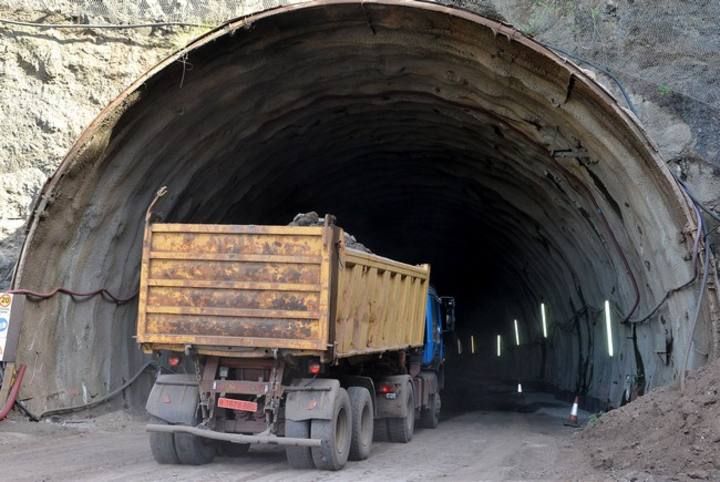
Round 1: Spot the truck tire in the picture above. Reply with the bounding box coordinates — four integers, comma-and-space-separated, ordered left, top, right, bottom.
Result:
387, 384, 415, 443
149, 418, 180, 464
311, 387, 352, 470
285, 420, 315, 469
347, 386, 373, 461
420, 393, 440, 429
218, 441, 250, 457
174, 430, 216, 465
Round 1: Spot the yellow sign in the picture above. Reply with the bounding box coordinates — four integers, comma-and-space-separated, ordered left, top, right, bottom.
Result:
0, 293, 11, 308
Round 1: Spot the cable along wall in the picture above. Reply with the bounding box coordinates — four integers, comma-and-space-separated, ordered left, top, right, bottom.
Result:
11, 0, 716, 413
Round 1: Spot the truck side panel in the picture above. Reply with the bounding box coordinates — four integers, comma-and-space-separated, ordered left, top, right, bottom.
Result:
137, 224, 331, 351
334, 249, 430, 357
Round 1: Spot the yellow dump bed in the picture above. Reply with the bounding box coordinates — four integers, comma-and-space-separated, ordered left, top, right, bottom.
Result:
136, 223, 429, 359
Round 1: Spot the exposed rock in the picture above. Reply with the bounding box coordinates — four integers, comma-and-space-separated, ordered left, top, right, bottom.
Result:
289, 211, 372, 253
0, 7, 194, 287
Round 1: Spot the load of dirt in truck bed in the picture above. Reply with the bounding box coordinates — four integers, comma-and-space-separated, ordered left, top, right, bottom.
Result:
579, 359, 720, 480
288, 212, 371, 253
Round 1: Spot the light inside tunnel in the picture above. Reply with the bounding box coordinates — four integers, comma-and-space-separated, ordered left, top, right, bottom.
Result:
541, 303, 548, 339
605, 300, 614, 357
514, 319, 520, 346
10, 0, 712, 414
470, 336, 476, 354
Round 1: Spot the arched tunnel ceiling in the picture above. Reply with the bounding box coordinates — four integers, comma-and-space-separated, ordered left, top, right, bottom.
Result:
12, 0, 716, 412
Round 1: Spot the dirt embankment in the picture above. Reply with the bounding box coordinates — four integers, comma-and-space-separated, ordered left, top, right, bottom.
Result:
580, 359, 720, 480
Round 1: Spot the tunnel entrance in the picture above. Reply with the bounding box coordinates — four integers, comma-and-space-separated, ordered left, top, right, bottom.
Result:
12, 0, 716, 414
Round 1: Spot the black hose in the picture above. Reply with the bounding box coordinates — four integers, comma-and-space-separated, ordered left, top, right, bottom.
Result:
0, 18, 209, 29
17, 361, 156, 421
9, 287, 137, 305
680, 227, 712, 393
543, 43, 639, 117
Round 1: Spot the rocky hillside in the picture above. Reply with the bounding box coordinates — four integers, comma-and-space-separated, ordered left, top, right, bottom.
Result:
0, 0, 718, 287
0, 6, 204, 286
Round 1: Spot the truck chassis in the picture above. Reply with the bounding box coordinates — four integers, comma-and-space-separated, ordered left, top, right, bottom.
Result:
146, 352, 441, 469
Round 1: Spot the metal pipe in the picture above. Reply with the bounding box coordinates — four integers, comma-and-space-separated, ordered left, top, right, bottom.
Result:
146, 423, 323, 447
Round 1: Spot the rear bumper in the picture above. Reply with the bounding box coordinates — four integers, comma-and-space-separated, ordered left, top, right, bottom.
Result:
146, 423, 322, 448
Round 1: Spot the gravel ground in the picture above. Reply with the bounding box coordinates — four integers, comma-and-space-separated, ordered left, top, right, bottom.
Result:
580, 359, 720, 481
0, 393, 602, 481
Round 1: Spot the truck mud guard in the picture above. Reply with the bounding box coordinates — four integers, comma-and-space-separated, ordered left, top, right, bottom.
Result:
375, 375, 413, 418
145, 374, 199, 425
285, 378, 341, 422
146, 424, 322, 448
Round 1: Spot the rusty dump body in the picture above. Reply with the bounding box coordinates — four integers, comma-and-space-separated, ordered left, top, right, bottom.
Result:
136, 222, 430, 360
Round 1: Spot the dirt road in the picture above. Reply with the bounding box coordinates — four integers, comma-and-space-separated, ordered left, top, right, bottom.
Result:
0, 397, 600, 481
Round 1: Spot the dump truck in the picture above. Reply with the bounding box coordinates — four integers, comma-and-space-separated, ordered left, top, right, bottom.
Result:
137, 216, 455, 470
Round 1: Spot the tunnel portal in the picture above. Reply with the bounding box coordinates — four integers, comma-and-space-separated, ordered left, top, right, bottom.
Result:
12, 0, 716, 413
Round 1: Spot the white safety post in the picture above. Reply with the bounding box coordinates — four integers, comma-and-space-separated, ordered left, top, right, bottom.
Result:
514, 319, 520, 346
604, 300, 614, 357
541, 303, 548, 338
470, 335, 476, 354
497, 335, 502, 357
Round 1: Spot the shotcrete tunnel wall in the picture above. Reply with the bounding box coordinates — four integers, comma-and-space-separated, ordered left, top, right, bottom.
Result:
11, 0, 716, 413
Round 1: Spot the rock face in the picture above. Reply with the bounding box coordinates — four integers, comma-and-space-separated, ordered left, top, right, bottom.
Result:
0, 0, 718, 287
0, 8, 200, 287
289, 212, 372, 253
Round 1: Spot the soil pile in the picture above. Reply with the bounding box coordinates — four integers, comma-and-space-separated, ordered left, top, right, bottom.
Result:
580, 360, 720, 480
288, 212, 371, 253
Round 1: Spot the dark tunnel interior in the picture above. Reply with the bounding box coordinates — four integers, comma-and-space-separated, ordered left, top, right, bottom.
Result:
12, 1, 712, 415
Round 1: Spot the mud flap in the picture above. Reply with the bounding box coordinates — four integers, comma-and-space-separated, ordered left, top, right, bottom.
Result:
417, 371, 438, 409
375, 375, 412, 418
285, 378, 340, 421
146, 374, 199, 425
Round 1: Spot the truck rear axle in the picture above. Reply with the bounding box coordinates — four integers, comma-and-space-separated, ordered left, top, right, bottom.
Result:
146, 424, 322, 447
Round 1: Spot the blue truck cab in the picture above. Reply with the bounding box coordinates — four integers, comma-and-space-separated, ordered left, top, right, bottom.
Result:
408, 287, 455, 429
422, 287, 455, 369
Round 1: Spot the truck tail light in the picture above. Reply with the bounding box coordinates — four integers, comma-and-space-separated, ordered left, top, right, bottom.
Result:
377, 383, 395, 394
308, 360, 321, 375
168, 355, 182, 367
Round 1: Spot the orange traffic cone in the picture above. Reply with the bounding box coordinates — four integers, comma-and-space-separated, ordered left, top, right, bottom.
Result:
564, 396, 580, 427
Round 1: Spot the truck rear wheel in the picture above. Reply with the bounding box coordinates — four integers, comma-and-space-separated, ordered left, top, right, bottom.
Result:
149, 418, 180, 464
347, 387, 373, 461
420, 393, 440, 429
311, 387, 352, 470
174, 430, 216, 465
387, 384, 415, 443
285, 420, 315, 469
